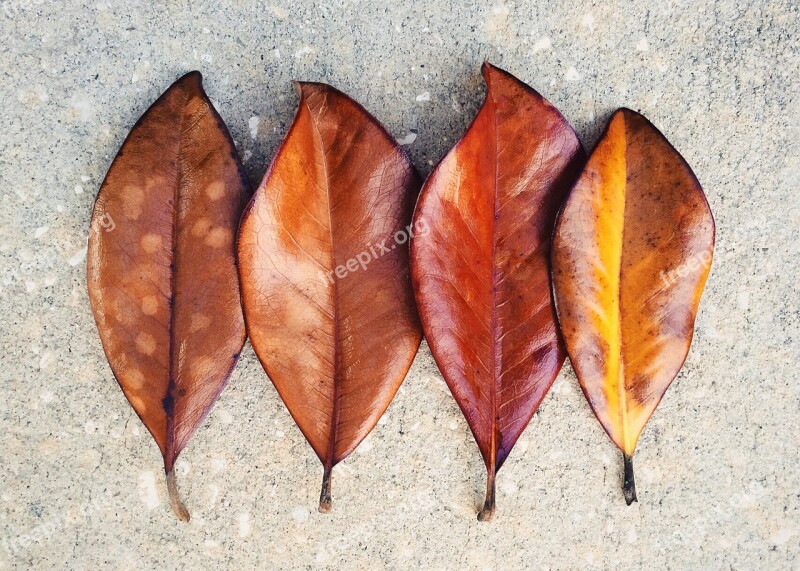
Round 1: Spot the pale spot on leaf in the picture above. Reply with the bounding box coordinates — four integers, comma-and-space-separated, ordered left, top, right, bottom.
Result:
127, 368, 146, 389
135, 332, 156, 355
190, 313, 212, 332
205, 227, 232, 248
141, 295, 159, 315
112, 295, 135, 326
192, 217, 213, 237
192, 356, 217, 379
145, 176, 167, 195
128, 394, 147, 414
206, 181, 225, 201
122, 186, 144, 219
140, 233, 162, 253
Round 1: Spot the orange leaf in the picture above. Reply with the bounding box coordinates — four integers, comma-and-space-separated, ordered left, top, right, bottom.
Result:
551, 108, 715, 504
87, 72, 250, 520
237, 82, 422, 512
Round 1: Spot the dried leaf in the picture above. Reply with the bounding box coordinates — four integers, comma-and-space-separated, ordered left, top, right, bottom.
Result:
87, 72, 250, 520
551, 108, 715, 504
237, 82, 422, 511
410, 62, 585, 520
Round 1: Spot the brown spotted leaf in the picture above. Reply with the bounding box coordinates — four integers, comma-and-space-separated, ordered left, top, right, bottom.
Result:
237, 82, 422, 511
551, 108, 715, 504
87, 72, 250, 520
410, 62, 585, 520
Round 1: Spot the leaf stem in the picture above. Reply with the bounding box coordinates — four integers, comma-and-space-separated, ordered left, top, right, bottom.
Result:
319, 465, 333, 513
477, 470, 496, 522
166, 468, 190, 522
623, 452, 637, 506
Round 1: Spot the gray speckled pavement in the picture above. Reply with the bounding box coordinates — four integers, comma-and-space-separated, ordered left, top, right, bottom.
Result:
0, 0, 797, 569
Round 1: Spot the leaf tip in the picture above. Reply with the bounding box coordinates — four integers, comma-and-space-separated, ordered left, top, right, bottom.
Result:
179, 70, 203, 89
480, 60, 500, 85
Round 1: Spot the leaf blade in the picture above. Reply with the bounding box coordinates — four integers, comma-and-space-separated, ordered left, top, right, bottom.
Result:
410, 63, 585, 518
551, 108, 715, 497
238, 82, 422, 509
87, 72, 250, 519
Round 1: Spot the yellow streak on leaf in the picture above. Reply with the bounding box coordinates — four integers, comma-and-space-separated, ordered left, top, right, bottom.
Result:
592, 113, 635, 455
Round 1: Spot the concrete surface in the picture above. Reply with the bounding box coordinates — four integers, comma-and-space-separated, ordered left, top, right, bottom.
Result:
0, 0, 798, 569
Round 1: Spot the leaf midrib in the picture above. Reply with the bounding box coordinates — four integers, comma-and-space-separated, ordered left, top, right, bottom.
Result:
165, 84, 192, 468
487, 81, 500, 473
304, 91, 341, 470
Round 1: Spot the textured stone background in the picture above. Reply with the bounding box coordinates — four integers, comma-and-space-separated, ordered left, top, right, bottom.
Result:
1, 0, 797, 569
